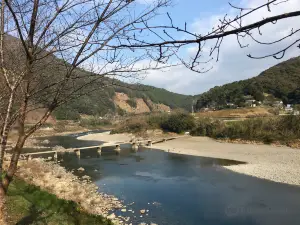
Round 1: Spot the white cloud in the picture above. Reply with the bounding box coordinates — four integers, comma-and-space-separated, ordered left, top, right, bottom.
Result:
141, 0, 300, 95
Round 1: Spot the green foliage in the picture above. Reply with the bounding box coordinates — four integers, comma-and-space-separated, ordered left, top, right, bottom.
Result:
126, 98, 137, 108
79, 117, 112, 128
111, 117, 148, 134
116, 106, 126, 116
190, 118, 225, 138
147, 113, 169, 129
53, 105, 81, 121
161, 113, 196, 133
191, 116, 300, 144
6, 178, 112, 225
195, 56, 300, 110
112, 113, 195, 134
52, 80, 193, 120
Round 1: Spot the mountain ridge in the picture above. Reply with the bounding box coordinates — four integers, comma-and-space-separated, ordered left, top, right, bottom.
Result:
194, 56, 300, 110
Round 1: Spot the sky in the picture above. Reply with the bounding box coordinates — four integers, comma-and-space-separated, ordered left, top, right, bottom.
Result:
135, 0, 300, 95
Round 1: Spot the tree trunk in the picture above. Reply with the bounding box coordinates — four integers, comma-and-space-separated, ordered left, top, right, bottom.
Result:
0, 185, 7, 225
2, 134, 26, 192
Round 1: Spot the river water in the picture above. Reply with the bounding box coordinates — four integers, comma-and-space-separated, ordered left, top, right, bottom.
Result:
31, 131, 300, 225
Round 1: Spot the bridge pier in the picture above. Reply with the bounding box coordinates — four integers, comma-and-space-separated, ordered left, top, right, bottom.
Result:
115, 144, 121, 154
97, 147, 102, 156
54, 151, 58, 160
147, 140, 153, 147
132, 142, 138, 151
74, 149, 81, 158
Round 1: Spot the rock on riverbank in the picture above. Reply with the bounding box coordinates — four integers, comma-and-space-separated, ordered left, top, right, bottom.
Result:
16, 159, 125, 223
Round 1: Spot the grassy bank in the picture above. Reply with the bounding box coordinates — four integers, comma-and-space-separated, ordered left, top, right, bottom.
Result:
6, 178, 112, 225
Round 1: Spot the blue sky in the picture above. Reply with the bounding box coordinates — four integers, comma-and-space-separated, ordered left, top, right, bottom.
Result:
135, 0, 300, 95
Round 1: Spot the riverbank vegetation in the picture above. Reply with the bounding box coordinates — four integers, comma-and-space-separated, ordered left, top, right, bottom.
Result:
112, 112, 300, 147
112, 112, 195, 134
79, 117, 112, 129
6, 178, 112, 225
191, 116, 300, 146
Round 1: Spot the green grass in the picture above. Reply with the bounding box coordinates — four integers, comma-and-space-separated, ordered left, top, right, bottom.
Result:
6, 178, 112, 225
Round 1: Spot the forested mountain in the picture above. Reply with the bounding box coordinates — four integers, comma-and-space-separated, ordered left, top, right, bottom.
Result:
195, 56, 300, 110
54, 80, 193, 119
0, 35, 193, 120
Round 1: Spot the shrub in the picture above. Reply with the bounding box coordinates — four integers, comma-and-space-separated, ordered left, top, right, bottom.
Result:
112, 117, 148, 134
191, 115, 300, 145
53, 106, 80, 121
190, 118, 225, 137
126, 98, 137, 108
79, 117, 111, 128
147, 114, 168, 128
161, 113, 195, 133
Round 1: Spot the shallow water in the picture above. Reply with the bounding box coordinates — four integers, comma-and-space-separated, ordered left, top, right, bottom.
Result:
37, 132, 300, 225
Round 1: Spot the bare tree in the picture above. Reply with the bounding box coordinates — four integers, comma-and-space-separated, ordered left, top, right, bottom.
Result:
0, 0, 174, 222
0, 0, 300, 223
112, 0, 300, 72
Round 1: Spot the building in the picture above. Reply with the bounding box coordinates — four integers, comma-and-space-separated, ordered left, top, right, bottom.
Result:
285, 104, 293, 113
245, 99, 256, 107
273, 100, 284, 108
294, 110, 300, 116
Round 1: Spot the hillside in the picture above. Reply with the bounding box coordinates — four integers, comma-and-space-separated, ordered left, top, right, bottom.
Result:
195, 56, 300, 110
0, 35, 192, 120
53, 79, 193, 120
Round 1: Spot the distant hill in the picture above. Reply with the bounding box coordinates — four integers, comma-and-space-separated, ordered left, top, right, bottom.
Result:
54, 78, 193, 120
0, 35, 193, 120
194, 56, 300, 110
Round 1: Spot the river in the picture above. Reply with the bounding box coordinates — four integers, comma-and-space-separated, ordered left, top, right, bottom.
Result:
28, 131, 300, 225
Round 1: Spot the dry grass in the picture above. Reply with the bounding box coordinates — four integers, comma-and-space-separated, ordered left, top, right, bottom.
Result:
195, 107, 272, 118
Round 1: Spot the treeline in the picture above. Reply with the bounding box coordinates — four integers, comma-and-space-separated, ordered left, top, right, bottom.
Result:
195, 56, 300, 110
112, 113, 195, 134
113, 112, 300, 146
191, 116, 300, 145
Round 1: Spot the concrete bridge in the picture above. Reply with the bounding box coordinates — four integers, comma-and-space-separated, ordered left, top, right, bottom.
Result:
21, 136, 181, 159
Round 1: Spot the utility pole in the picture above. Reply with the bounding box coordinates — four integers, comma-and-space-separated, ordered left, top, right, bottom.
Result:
192, 98, 195, 116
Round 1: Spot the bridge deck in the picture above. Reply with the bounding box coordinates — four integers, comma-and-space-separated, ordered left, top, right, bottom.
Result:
21, 136, 183, 156
23, 150, 58, 156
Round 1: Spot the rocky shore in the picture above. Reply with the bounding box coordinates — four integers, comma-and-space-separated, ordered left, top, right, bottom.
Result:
3, 158, 129, 224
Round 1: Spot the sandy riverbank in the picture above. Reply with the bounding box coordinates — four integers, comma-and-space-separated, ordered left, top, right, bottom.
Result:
79, 132, 300, 186
77, 131, 135, 143
155, 136, 300, 186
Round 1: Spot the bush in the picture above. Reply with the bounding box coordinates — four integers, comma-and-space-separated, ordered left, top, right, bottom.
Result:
190, 118, 225, 137
79, 117, 111, 128
53, 106, 80, 121
161, 113, 195, 133
191, 115, 300, 145
126, 98, 137, 108
111, 117, 148, 134
147, 114, 168, 128
112, 113, 195, 134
